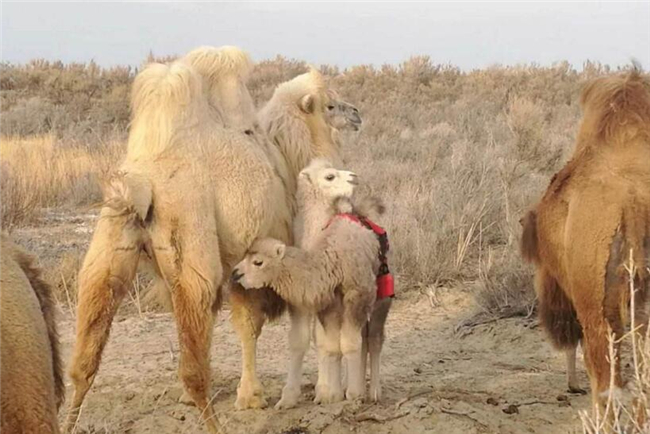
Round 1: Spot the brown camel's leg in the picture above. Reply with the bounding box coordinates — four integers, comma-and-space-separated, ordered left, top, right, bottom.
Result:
565, 346, 586, 394
534, 268, 584, 393
575, 291, 623, 415
229, 287, 268, 410
65, 212, 144, 433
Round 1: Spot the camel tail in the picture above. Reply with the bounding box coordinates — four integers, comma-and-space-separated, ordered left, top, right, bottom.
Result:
536, 270, 582, 349
520, 210, 540, 264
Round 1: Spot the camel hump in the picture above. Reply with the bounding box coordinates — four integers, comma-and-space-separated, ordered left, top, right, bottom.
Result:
519, 210, 539, 264
580, 67, 650, 142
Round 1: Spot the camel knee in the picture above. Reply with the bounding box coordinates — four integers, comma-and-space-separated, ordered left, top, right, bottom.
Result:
289, 322, 311, 352
340, 330, 362, 356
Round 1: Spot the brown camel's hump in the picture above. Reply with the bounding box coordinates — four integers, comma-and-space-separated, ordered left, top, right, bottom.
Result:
519, 210, 539, 264
579, 68, 650, 144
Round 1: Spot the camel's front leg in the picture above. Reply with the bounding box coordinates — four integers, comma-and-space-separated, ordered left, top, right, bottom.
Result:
314, 308, 343, 404
276, 307, 312, 409
230, 287, 268, 410
341, 316, 364, 401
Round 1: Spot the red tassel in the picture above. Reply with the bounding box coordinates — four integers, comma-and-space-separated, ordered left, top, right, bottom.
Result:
376, 273, 395, 299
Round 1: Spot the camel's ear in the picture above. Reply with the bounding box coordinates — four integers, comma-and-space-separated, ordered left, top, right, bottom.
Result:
299, 94, 315, 114
275, 243, 286, 259
299, 170, 312, 183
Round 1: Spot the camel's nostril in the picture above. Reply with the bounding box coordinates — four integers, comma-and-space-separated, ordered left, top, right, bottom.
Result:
231, 269, 243, 283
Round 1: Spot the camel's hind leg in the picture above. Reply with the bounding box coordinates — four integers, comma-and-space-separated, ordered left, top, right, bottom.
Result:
535, 268, 585, 394
565, 346, 585, 395
275, 307, 312, 409
65, 207, 146, 432
151, 221, 224, 434
171, 277, 221, 433
368, 298, 391, 402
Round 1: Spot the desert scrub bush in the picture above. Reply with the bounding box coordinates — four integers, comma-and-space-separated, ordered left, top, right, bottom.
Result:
1, 55, 620, 315
0, 135, 124, 227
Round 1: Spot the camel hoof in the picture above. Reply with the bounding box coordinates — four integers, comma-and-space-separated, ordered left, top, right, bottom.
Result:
178, 390, 196, 406
345, 389, 364, 402
368, 387, 382, 403
275, 387, 300, 409
235, 392, 268, 410
314, 388, 344, 404
568, 386, 587, 395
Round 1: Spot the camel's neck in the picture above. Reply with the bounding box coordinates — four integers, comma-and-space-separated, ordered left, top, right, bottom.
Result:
310, 121, 343, 166
295, 191, 338, 250
272, 248, 337, 312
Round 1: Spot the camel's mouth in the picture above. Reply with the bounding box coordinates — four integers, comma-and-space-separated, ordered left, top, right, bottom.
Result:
349, 121, 362, 132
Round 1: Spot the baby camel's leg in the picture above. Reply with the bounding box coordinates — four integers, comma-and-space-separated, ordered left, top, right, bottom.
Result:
368, 298, 391, 402
276, 307, 312, 409
314, 307, 344, 404
341, 315, 364, 401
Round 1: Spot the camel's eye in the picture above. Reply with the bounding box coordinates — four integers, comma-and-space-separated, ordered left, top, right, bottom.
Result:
327, 105, 335, 111
325, 174, 335, 181
253, 260, 263, 267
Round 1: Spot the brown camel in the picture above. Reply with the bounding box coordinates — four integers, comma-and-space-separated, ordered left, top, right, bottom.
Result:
1, 234, 64, 434
520, 69, 650, 411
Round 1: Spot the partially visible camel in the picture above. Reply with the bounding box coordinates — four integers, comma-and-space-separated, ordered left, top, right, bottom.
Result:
65, 46, 360, 433
324, 89, 362, 133
520, 69, 650, 411
1, 235, 64, 434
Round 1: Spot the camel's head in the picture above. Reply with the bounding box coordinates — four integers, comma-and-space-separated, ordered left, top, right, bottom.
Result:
298, 159, 358, 205
325, 90, 362, 132
232, 238, 287, 290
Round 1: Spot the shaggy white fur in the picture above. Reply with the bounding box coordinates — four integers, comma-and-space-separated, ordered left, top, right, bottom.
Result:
66, 45, 364, 434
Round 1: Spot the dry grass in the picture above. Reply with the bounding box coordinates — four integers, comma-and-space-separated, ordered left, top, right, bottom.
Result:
0, 57, 621, 314
1, 135, 124, 227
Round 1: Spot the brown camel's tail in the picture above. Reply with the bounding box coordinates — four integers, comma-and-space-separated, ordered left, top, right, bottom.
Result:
519, 210, 539, 264
536, 270, 583, 349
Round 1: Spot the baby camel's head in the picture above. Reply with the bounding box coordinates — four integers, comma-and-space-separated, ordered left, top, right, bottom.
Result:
231, 238, 287, 290
297, 159, 358, 207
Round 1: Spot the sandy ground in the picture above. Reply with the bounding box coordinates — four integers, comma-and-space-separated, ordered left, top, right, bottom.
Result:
12, 210, 590, 434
